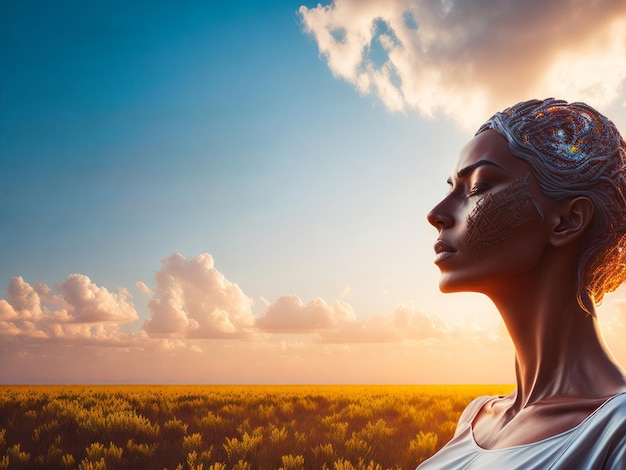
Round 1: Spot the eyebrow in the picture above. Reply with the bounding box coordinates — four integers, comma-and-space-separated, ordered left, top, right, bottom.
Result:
446, 159, 508, 185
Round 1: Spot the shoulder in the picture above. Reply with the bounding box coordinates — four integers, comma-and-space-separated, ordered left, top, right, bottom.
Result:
607, 391, 626, 407
602, 393, 626, 436
564, 392, 626, 439
577, 393, 626, 469
577, 393, 626, 450
597, 392, 626, 422
453, 395, 494, 437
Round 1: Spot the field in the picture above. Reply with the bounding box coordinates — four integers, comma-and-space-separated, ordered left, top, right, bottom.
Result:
0, 384, 513, 469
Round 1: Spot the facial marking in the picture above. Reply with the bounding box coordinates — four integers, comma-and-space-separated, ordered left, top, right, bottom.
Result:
466, 174, 538, 259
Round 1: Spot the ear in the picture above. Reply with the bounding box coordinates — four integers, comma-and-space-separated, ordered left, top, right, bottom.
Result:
550, 197, 594, 247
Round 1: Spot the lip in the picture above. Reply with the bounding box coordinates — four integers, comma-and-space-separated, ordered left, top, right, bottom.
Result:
433, 240, 457, 263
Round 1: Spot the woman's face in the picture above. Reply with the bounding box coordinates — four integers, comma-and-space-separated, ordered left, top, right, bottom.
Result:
427, 129, 553, 294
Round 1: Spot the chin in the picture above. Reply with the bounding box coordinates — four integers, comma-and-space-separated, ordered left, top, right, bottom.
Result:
438, 275, 464, 293
437, 272, 485, 294
438, 283, 465, 294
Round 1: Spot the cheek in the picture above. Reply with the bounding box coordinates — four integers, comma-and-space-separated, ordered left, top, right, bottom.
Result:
466, 174, 540, 259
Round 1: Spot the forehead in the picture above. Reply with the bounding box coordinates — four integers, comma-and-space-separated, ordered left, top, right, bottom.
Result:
452, 129, 531, 177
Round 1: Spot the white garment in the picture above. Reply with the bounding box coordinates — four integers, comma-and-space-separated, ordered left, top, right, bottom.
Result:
416, 393, 626, 469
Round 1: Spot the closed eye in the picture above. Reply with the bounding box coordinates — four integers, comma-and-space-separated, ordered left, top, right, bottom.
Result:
466, 182, 492, 197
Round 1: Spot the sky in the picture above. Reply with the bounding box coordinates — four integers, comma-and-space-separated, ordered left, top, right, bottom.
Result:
2, 0, 626, 384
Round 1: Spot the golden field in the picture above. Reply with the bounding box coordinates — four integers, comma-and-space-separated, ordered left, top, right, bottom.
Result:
0, 384, 513, 469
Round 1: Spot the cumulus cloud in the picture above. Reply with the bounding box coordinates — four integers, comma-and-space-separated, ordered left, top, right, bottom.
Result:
300, 0, 626, 129
0, 275, 137, 341
3, 252, 624, 383
0, 254, 502, 353
256, 297, 459, 344
256, 295, 356, 332
60, 274, 137, 323
143, 253, 255, 338
322, 302, 451, 343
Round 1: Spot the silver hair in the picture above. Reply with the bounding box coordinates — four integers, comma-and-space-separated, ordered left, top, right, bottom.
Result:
476, 98, 626, 311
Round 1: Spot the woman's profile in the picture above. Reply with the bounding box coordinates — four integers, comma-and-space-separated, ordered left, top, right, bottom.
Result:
417, 98, 626, 469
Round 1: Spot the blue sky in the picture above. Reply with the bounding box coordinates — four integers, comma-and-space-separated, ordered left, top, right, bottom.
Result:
1, 0, 464, 318
2, 0, 626, 383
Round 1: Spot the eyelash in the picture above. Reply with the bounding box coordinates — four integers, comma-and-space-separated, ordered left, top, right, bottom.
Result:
466, 182, 491, 197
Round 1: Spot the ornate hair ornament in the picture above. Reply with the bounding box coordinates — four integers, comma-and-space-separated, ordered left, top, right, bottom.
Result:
476, 98, 625, 183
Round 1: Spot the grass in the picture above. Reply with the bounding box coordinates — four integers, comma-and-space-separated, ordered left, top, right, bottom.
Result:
0, 384, 513, 469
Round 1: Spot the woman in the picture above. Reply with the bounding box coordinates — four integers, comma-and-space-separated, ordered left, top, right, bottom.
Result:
418, 98, 626, 469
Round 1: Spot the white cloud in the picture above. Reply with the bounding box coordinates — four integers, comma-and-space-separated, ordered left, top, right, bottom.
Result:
256, 298, 465, 345
143, 253, 255, 338
300, 0, 626, 130
6, 277, 44, 319
60, 274, 137, 323
1, 252, 623, 383
135, 281, 151, 294
321, 302, 451, 343
256, 295, 356, 332
0, 300, 17, 321
0, 275, 138, 341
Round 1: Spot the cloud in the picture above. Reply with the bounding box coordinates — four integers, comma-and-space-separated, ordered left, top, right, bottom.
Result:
256, 297, 461, 345
340, 285, 352, 298
6, 277, 44, 319
321, 302, 452, 343
1, 252, 623, 383
256, 295, 356, 332
0, 275, 138, 341
60, 274, 137, 323
135, 281, 151, 294
299, 0, 626, 129
143, 253, 255, 338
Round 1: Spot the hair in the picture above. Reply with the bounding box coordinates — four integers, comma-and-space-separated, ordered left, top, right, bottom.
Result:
476, 98, 626, 312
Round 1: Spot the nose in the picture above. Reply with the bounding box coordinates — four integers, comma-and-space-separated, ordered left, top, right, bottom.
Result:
427, 200, 454, 232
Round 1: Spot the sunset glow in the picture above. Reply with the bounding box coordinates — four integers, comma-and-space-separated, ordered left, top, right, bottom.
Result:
2, 0, 626, 384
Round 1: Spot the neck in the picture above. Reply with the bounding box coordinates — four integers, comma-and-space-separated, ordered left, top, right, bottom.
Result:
484, 265, 625, 411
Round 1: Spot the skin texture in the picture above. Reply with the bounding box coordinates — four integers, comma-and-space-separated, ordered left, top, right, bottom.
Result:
427, 129, 626, 450
466, 174, 537, 259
